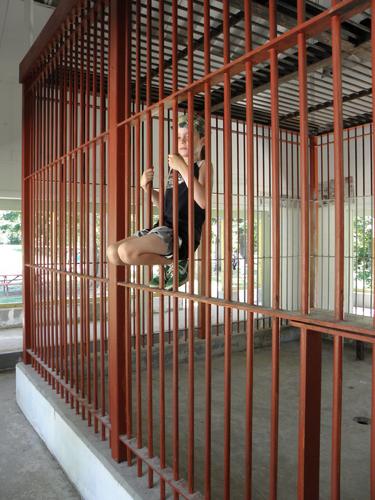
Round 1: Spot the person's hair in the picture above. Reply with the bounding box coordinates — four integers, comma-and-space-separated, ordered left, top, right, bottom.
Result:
177, 113, 205, 159
178, 113, 205, 138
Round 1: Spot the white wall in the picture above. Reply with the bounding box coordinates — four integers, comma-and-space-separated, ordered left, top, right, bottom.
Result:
0, 0, 53, 203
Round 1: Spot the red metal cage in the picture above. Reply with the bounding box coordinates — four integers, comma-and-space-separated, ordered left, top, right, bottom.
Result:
20, 1, 375, 498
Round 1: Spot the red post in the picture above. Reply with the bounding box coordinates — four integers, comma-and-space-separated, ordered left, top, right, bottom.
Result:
269, 2, 280, 498
298, 328, 322, 499
107, 0, 127, 462
22, 85, 32, 365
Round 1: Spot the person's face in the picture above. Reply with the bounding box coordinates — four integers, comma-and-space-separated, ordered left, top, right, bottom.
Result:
177, 127, 204, 160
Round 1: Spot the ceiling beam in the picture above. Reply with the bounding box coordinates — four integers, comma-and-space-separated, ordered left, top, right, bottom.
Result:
210, 38, 371, 113
279, 86, 372, 123
230, 0, 360, 53
140, 8, 245, 85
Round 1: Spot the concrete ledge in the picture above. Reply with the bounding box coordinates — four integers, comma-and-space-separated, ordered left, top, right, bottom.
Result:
0, 307, 23, 328
16, 362, 161, 500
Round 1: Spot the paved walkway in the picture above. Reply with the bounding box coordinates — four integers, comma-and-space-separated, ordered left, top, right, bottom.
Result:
0, 369, 81, 500
0, 327, 22, 353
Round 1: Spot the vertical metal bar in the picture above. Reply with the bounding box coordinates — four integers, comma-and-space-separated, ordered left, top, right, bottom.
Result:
371, 2, 375, 497
22, 85, 32, 365
269, 2, 280, 498
107, 0, 126, 461
244, 1, 254, 498
124, 0, 132, 466
223, 2, 232, 498
331, 334, 343, 500
62, 24, 68, 401
54, 56, 60, 394
92, 6, 99, 432
73, 8, 79, 411
298, 327, 322, 500
309, 137, 318, 310
172, 0, 180, 495
332, 1, 344, 321
331, 3, 344, 498
158, 1, 166, 497
203, 1, 212, 497
79, 9, 86, 416
67, 19, 73, 404
372, 0, 375, 330
216, 115, 219, 337
372, 346, 375, 499
298, 0, 309, 315
46, 69, 52, 387
187, 0, 195, 493
85, 4, 92, 422
98, 1, 106, 439
146, 0, 154, 485
135, 0, 143, 477
42, 72, 47, 377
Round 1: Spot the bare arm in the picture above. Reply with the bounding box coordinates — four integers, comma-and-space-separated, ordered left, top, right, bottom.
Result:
171, 158, 213, 209
141, 168, 160, 208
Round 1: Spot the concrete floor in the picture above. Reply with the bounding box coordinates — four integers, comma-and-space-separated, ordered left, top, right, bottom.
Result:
2, 336, 372, 499
0, 369, 81, 500
0, 327, 22, 353
134, 339, 372, 499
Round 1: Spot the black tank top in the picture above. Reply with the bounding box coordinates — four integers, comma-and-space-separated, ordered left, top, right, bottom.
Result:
155, 162, 205, 257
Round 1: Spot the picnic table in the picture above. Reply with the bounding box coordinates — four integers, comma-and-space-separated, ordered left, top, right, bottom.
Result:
1, 274, 22, 295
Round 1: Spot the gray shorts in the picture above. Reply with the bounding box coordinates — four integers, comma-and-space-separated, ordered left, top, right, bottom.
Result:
132, 226, 182, 258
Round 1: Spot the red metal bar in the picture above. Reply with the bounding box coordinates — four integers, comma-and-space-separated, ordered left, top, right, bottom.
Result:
79, 9, 86, 416
107, 0, 126, 462
73, 9, 80, 411
146, 0, 154, 485
372, 346, 375, 499
99, 1, 107, 440
62, 23, 69, 401
91, 6, 100, 431
331, 3, 344, 497
26, 348, 111, 430
85, 3, 92, 421
41, 71, 47, 377
298, 328, 322, 499
331, 335, 343, 500
53, 55, 60, 393
298, 0, 309, 315
244, 1, 254, 498
124, 0, 132, 465
222, 2, 232, 498
187, 0, 196, 492
66, 21, 73, 405
269, 1, 280, 498
371, 1, 375, 497
158, 1, 166, 497
309, 137, 318, 309
331, 1, 344, 321
172, 1, 180, 496
134, 0, 143, 477
203, 1, 212, 497
22, 85, 32, 365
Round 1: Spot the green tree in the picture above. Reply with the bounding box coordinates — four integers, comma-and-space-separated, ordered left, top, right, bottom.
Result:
0, 211, 21, 244
353, 215, 372, 289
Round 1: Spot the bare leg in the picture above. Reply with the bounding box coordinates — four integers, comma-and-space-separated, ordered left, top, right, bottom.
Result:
107, 235, 139, 265
117, 234, 173, 266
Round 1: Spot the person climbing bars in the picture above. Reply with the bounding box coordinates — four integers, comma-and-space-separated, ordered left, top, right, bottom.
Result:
106, 113, 211, 290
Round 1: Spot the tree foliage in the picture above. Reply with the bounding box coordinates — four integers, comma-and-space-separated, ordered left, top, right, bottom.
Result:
0, 211, 21, 245
353, 215, 372, 289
